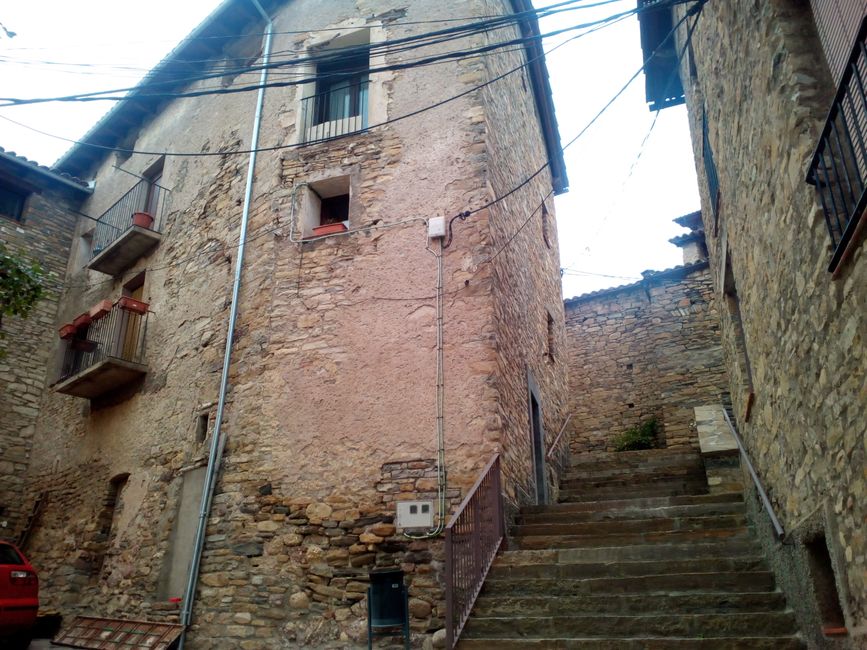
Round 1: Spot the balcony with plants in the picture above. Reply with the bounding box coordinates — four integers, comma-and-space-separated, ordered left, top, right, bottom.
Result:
87, 179, 166, 276
54, 297, 150, 399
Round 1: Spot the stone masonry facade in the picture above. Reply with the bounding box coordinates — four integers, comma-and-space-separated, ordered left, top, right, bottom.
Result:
676, 0, 867, 641
563, 261, 728, 455
14, 1, 569, 648
0, 174, 83, 540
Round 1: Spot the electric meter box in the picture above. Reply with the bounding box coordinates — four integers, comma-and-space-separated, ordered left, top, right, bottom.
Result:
396, 500, 434, 529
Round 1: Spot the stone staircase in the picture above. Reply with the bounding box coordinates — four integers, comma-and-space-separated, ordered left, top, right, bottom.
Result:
458, 447, 803, 648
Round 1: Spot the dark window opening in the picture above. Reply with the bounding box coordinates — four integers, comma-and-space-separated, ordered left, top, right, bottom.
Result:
723, 253, 755, 421
546, 311, 555, 361
320, 194, 349, 225
313, 50, 370, 126
143, 158, 164, 218
0, 183, 26, 221
195, 413, 209, 443
806, 533, 847, 635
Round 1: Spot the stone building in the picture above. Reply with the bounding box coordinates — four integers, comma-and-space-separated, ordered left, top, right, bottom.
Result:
640, 0, 867, 645
563, 211, 728, 455
0, 148, 89, 542
8, 0, 570, 647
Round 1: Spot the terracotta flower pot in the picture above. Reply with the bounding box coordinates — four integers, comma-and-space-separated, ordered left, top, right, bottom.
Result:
59, 324, 77, 339
72, 312, 92, 329
132, 211, 155, 229
311, 222, 348, 237
89, 299, 113, 321
117, 296, 149, 315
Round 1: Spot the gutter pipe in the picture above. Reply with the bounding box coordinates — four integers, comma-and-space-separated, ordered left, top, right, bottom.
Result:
178, 1, 272, 646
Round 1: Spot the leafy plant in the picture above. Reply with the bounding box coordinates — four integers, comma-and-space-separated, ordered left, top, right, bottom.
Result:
613, 417, 659, 452
0, 244, 44, 353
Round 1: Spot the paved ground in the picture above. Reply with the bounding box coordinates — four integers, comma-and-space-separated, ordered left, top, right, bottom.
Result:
28, 640, 52, 649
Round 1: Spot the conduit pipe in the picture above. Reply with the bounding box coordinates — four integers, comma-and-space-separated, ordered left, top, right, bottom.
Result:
178, 1, 272, 647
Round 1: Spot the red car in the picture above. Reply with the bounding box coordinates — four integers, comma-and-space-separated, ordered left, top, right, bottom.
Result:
0, 540, 38, 648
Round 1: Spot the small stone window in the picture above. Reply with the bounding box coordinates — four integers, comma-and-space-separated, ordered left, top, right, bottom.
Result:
195, 412, 210, 443
546, 310, 555, 362
0, 181, 27, 222
300, 176, 351, 238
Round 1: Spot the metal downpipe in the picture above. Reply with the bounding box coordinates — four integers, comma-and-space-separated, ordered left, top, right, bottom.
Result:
178, 2, 272, 647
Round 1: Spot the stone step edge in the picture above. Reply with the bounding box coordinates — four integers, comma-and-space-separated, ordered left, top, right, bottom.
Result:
522, 492, 744, 513
513, 525, 752, 540
484, 570, 776, 585
474, 589, 786, 602
496, 542, 762, 563
513, 512, 747, 530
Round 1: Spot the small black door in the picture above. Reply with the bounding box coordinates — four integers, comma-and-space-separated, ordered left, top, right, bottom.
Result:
528, 375, 547, 505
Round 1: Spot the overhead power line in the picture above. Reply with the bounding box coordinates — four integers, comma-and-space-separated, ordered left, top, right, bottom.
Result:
0, 1, 661, 107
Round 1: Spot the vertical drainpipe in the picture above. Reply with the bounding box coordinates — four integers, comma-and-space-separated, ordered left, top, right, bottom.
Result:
178, 1, 272, 647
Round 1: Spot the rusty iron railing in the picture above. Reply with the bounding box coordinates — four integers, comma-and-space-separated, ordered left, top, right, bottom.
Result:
445, 453, 504, 649
59, 301, 149, 382
807, 15, 867, 273
91, 179, 167, 257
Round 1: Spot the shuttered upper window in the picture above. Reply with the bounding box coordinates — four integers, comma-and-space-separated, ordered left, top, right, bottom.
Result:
810, 0, 867, 82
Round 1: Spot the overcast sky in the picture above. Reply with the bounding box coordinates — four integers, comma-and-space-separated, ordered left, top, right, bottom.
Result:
0, 0, 699, 299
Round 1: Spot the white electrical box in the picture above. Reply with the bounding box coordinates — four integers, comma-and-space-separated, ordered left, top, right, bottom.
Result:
427, 216, 446, 239
396, 500, 434, 529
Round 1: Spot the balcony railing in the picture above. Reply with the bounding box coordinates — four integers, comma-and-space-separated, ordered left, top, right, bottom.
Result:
55, 300, 149, 399
807, 15, 867, 273
299, 79, 369, 143
445, 453, 505, 649
88, 179, 166, 276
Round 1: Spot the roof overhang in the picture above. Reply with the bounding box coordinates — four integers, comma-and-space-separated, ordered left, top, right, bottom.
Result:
510, 0, 569, 195
0, 148, 91, 195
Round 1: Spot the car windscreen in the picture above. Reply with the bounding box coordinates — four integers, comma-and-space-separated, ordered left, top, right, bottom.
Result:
0, 544, 24, 565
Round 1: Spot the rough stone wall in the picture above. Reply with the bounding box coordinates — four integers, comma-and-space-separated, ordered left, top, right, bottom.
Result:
679, 0, 867, 636
0, 185, 80, 539
474, 0, 571, 511
21, 1, 568, 647
563, 265, 728, 454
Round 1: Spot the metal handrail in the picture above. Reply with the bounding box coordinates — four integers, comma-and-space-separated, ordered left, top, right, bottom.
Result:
445, 453, 504, 649
721, 407, 785, 540
545, 412, 573, 461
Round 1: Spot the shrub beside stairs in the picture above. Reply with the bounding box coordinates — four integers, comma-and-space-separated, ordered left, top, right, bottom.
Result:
457, 447, 804, 648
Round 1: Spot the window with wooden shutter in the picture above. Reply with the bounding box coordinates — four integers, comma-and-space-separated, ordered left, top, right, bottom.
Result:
810, 0, 867, 82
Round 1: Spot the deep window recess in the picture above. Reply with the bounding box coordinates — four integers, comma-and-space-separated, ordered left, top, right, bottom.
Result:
0, 182, 26, 221
546, 311, 555, 361
195, 413, 209, 443
300, 176, 351, 237
300, 30, 371, 142
702, 106, 721, 231
314, 50, 369, 126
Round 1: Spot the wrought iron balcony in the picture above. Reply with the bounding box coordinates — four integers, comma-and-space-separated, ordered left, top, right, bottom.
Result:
807, 16, 867, 273
54, 299, 149, 399
299, 79, 369, 143
88, 179, 165, 276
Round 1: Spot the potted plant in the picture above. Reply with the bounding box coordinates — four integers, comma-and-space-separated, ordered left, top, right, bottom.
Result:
72, 312, 92, 329
132, 212, 155, 229
311, 222, 348, 237
59, 323, 76, 339
89, 299, 113, 321
117, 296, 149, 315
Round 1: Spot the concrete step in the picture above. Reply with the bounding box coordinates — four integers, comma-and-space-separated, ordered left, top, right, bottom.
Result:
517, 500, 745, 525
512, 513, 747, 538
496, 539, 763, 565
487, 556, 769, 581
513, 525, 752, 550
559, 480, 709, 503
458, 636, 805, 649
481, 570, 778, 596
462, 612, 798, 638
470, 591, 788, 617
522, 492, 743, 516
563, 460, 704, 481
